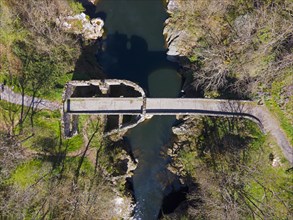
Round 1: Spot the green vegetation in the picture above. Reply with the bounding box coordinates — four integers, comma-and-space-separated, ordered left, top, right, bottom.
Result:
0, 100, 127, 219
265, 72, 293, 145
0, 94, 133, 218
166, 3, 293, 217
80, 116, 130, 178
0, 0, 292, 219
0, 1, 131, 219
266, 99, 293, 145
169, 117, 292, 219
0, 100, 84, 153
168, 0, 293, 99
1, 148, 119, 219
9, 159, 48, 188
67, 0, 85, 14
0, 1, 27, 46
0, 0, 81, 102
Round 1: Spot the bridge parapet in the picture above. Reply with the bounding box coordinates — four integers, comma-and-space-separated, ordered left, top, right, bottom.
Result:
61, 80, 292, 164
62, 80, 146, 137
64, 97, 292, 163
63, 79, 146, 99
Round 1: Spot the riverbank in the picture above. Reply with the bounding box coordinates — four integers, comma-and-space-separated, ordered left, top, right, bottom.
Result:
93, 0, 183, 219
0, 1, 134, 218
161, 0, 293, 218
1, 0, 292, 219
96, 0, 292, 218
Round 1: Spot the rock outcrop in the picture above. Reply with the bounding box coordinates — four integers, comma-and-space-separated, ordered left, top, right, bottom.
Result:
164, 0, 186, 61
56, 13, 104, 40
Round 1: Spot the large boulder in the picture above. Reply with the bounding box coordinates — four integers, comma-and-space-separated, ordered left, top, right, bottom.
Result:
163, 0, 189, 62
56, 13, 104, 40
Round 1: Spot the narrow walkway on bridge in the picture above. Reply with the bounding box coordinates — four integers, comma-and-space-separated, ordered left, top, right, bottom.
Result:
64, 97, 293, 164
0, 85, 291, 164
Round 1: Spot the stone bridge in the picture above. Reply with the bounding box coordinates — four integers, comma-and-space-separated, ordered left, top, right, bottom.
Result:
62, 80, 293, 164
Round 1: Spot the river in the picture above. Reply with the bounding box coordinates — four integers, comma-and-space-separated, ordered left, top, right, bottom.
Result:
96, 0, 181, 219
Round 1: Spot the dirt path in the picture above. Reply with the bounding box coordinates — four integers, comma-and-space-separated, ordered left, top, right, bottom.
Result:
0, 85, 60, 110
251, 105, 293, 164
1, 85, 292, 164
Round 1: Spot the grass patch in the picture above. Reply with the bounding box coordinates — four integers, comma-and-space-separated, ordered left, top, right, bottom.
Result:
0, 71, 71, 102
266, 99, 293, 145
21, 110, 61, 151
245, 153, 292, 218
63, 134, 84, 152
178, 116, 292, 218
257, 27, 272, 43
41, 73, 73, 101
179, 148, 198, 175
8, 159, 50, 188
8, 156, 94, 189
241, 127, 291, 216
0, 100, 85, 154
24, 110, 84, 153
0, 99, 21, 126
34, 110, 61, 133
63, 156, 94, 177
265, 72, 293, 146
66, 0, 84, 14
0, 1, 27, 46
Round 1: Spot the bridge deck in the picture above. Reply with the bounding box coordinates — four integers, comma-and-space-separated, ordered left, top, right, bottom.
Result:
64, 97, 144, 114
63, 97, 293, 164
64, 97, 253, 115
145, 98, 251, 114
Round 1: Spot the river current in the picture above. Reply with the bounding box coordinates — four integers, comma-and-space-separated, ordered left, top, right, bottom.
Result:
96, 0, 181, 219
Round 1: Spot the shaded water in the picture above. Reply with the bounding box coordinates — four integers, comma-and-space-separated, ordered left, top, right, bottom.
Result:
96, 0, 181, 219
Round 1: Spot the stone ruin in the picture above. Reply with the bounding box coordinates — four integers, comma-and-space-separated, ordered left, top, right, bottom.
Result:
62, 80, 147, 137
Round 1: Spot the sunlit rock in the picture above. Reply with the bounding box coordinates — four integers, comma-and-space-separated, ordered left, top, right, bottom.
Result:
163, 0, 188, 61
272, 157, 281, 167
56, 13, 104, 40
113, 196, 135, 219
166, 0, 179, 12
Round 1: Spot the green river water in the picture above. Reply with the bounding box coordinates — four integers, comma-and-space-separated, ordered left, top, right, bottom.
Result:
96, 0, 181, 218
